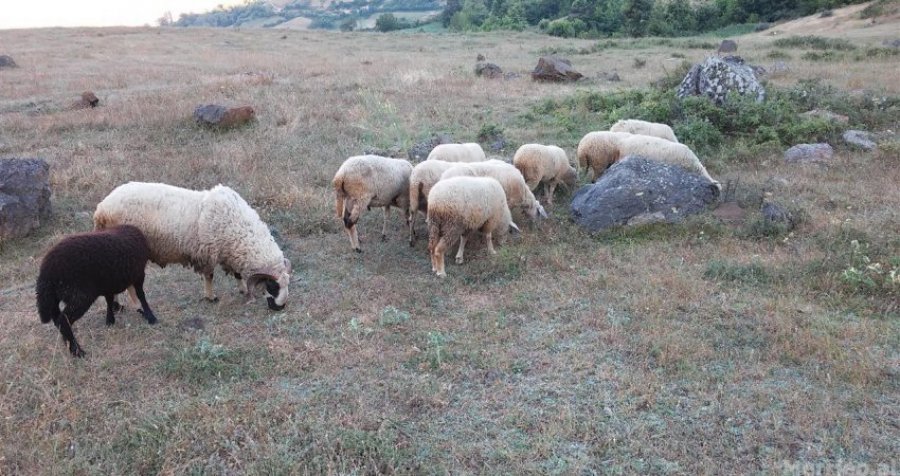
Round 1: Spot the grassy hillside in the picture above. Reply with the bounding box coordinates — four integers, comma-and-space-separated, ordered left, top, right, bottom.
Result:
0, 12, 897, 474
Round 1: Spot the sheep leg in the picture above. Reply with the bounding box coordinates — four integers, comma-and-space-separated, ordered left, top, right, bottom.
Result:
203, 272, 218, 302
433, 237, 451, 277
455, 235, 467, 264
104, 294, 118, 326
133, 282, 158, 325
126, 286, 141, 313
484, 231, 497, 255
343, 198, 367, 253
381, 206, 390, 242
59, 298, 92, 358
546, 182, 557, 206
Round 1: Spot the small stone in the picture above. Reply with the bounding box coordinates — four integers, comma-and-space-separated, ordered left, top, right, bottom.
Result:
0, 55, 17, 69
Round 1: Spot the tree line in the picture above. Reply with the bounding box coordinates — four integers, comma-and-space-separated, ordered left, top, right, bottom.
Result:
440, 0, 871, 37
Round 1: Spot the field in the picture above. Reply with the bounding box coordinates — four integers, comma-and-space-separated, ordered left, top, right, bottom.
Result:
1, 7, 898, 474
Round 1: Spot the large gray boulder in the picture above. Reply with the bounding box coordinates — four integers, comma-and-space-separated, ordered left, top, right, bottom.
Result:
531, 56, 583, 82
570, 157, 719, 233
677, 55, 765, 105
842, 130, 876, 151
784, 143, 833, 164
0, 158, 51, 241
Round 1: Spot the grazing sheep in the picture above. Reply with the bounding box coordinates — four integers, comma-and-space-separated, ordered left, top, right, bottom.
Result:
426, 143, 487, 163
512, 144, 577, 205
610, 119, 679, 142
576, 131, 633, 182
408, 159, 458, 246
36, 225, 157, 357
441, 160, 547, 220
427, 176, 520, 277
617, 134, 721, 190
93, 182, 291, 311
333, 154, 413, 252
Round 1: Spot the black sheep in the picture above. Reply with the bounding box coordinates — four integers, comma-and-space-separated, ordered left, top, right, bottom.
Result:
35, 225, 158, 357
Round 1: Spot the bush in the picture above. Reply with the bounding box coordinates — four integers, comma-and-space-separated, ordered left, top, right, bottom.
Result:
519, 79, 897, 163
546, 18, 587, 37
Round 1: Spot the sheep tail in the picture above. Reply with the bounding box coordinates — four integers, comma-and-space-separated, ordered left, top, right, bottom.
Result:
35, 278, 60, 324
334, 178, 346, 219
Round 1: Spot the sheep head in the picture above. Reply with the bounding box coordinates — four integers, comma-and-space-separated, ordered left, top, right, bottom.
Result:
247, 258, 291, 311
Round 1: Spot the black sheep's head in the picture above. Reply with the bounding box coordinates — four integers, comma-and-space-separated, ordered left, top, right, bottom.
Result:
247, 258, 291, 311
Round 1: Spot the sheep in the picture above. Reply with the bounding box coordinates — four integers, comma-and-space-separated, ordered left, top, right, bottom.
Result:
408, 159, 458, 246
617, 134, 721, 190
440, 160, 547, 220
512, 144, 577, 205
93, 182, 291, 311
610, 119, 679, 142
332, 154, 413, 252
427, 176, 520, 277
426, 143, 487, 163
36, 225, 158, 357
576, 131, 633, 183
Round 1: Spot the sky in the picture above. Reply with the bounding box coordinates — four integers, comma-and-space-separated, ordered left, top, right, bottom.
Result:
0, 0, 243, 29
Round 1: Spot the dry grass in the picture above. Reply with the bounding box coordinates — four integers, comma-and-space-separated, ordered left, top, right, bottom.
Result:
0, 20, 898, 475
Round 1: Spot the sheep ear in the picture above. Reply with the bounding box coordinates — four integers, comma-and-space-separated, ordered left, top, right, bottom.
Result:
509, 222, 521, 234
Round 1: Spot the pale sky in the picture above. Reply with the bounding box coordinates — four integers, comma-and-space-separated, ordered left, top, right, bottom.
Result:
0, 0, 243, 29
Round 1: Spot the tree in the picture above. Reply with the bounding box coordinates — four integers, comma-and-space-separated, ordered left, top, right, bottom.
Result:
157, 11, 174, 27
442, 0, 463, 26
375, 13, 401, 31
622, 0, 654, 36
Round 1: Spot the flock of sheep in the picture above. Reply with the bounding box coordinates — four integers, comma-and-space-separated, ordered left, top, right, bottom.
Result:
35, 118, 718, 357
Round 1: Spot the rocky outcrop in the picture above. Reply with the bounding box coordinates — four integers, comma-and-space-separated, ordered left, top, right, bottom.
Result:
570, 157, 719, 233
784, 143, 833, 164
0, 158, 52, 241
676, 55, 765, 105
194, 104, 256, 128
531, 56, 583, 82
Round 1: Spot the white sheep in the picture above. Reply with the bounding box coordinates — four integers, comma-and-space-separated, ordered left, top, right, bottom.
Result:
333, 154, 413, 252
427, 176, 520, 277
576, 131, 633, 182
440, 160, 547, 220
426, 143, 487, 162
408, 159, 458, 246
617, 134, 721, 189
610, 119, 679, 142
512, 144, 577, 205
93, 182, 291, 310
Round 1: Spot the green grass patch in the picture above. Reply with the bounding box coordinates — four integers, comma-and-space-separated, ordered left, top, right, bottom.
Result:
161, 337, 262, 385
772, 35, 857, 51
704, 260, 772, 286
518, 79, 898, 163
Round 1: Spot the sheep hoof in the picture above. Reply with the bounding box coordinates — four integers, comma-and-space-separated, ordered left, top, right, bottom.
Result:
455, 257, 464, 264
71, 347, 85, 358
145, 315, 158, 325
354, 248, 363, 254
381, 234, 388, 242
204, 296, 219, 303
106, 316, 116, 326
